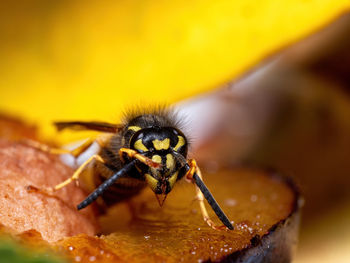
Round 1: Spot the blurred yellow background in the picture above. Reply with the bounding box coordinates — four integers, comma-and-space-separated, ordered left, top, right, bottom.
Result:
0, 0, 349, 142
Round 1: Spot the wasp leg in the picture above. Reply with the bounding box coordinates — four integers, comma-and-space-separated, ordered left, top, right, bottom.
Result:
119, 148, 161, 168
24, 138, 95, 158
53, 154, 105, 191
27, 154, 105, 195
25, 154, 104, 197
70, 138, 97, 158
77, 160, 137, 210
185, 159, 233, 230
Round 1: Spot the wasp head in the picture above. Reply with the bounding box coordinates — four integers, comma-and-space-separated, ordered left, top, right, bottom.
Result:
129, 126, 188, 206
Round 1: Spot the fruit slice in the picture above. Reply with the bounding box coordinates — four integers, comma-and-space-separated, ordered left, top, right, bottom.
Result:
57, 168, 300, 262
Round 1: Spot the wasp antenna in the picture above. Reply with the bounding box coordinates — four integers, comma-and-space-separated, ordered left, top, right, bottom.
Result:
77, 160, 136, 210
193, 173, 234, 230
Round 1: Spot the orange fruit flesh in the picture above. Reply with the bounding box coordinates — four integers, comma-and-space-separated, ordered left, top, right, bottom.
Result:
57, 168, 297, 262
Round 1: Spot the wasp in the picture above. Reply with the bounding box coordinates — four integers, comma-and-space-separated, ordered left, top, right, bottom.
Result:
28, 107, 233, 230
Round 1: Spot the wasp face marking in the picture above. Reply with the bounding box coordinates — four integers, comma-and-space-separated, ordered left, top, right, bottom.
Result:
128, 125, 141, 132
166, 153, 175, 170
145, 173, 158, 192
174, 136, 185, 151
134, 139, 148, 152
151, 154, 162, 164
168, 171, 178, 189
129, 127, 187, 156
153, 138, 170, 150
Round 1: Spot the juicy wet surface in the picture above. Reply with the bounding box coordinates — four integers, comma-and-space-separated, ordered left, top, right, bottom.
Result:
57, 168, 296, 262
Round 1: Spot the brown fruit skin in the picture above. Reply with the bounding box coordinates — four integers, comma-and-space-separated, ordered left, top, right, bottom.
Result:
0, 139, 99, 242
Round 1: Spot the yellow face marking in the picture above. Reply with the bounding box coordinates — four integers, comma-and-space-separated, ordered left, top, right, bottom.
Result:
128, 126, 141, 132
174, 136, 185, 151
152, 155, 162, 164
168, 171, 179, 190
153, 138, 170, 150
134, 139, 148, 152
145, 173, 158, 192
166, 154, 175, 170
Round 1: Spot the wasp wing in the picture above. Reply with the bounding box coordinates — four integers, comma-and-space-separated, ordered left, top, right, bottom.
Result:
54, 121, 123, 133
